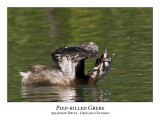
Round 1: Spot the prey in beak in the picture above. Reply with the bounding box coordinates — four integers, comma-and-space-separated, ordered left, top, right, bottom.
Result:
88, 48, 116, 83
102, 48, 116, 64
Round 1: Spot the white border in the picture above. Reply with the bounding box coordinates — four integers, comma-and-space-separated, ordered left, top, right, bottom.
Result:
1, 0, 160, 124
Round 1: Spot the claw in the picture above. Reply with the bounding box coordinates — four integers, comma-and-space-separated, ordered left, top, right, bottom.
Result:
111, 52, 116, 59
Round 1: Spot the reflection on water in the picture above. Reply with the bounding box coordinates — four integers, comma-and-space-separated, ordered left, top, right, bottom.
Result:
21, 85, 110, 102
8, 8, 152, 102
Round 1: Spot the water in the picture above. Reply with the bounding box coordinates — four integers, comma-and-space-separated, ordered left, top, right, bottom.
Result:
8, 8, 152, 102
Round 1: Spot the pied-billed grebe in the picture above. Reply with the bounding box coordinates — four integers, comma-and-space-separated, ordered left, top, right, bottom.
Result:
20, 42, 116, 85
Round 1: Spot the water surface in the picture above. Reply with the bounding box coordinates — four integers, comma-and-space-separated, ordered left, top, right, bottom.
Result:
8, 8, 152, 102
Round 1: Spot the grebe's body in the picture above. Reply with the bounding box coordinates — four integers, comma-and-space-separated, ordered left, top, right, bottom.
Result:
20, 42, 116, 86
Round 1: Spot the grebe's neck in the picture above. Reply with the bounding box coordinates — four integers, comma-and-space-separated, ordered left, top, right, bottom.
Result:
86, 51, 116, 84
86, 61, 111, 84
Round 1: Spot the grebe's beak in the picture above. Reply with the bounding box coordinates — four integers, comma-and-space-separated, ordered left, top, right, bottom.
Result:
103, 48, 116, 63
103, 48, 107, 59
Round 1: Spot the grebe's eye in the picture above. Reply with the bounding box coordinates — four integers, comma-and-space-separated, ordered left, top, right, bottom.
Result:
101, 58, 105, 62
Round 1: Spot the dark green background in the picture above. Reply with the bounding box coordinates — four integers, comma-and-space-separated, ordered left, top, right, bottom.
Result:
8, 8, 152, 102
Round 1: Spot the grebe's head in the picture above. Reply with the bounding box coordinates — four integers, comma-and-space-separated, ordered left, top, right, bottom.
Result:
93, 48, 116, 78
103, 48, 116, 64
